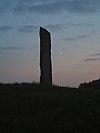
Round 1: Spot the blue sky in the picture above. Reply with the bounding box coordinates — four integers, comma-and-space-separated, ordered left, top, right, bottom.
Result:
0, 0, 100, 87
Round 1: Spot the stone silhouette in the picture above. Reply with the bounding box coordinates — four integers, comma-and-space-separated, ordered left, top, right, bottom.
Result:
39, 27, 52, 85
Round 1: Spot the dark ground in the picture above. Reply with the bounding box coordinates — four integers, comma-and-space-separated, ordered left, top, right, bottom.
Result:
0, 83, 100, 133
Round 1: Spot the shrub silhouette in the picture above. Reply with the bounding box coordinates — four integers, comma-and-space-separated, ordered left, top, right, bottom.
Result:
79, 79, 100, 89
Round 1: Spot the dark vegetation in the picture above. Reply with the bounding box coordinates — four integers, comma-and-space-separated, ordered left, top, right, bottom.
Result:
0, 83, 100, 133
79, 79, 100, 89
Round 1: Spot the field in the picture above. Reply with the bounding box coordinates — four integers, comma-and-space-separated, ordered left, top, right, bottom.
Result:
0, 83, 100, 133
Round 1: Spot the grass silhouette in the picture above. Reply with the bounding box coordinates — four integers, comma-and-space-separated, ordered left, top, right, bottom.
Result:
0, 83, 100, 132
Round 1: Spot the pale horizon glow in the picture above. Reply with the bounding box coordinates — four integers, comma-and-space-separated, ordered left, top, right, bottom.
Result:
0, 0, 100, 87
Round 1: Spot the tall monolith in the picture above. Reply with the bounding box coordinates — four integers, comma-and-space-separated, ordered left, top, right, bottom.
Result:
39, 27, 52, 85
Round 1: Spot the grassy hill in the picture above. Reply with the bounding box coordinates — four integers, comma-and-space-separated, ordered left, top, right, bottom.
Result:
0, 83, 100, 133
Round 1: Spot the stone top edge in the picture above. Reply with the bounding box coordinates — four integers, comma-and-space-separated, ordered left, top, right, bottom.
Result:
40, 27, 50, 34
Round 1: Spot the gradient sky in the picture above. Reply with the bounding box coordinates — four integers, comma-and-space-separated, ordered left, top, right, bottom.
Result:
0, 0, 100, 87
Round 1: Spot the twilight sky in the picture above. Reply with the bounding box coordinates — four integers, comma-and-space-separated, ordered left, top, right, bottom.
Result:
0, 0, 100, 87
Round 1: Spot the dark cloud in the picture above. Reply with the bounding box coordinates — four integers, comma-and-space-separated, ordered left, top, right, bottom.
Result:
76, 35, 88, 39
13, 0, 51, 15
51, 22, 94, 28
83, 58, 100, 62
64, 35, 88, 41
43, 22, 94, 32
18, 25, 37, 33
65, 22, 94, 27
24, 0, 100, 15
83, 52, 100, 62
0, 26, 12, 32
1, 0, 100, 15
28, 0, 100, 14
0, 46, 22, 51
90, 53, 100, 56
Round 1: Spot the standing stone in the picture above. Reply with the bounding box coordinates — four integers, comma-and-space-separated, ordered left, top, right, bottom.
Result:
39, 27, 52, 85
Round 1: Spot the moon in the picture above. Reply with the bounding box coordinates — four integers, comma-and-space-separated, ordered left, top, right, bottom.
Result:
60, 51, 63, 55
